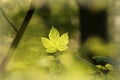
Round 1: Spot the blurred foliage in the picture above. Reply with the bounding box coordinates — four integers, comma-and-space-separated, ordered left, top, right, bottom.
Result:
35, 0, 79, 35
0, 0, 120, 80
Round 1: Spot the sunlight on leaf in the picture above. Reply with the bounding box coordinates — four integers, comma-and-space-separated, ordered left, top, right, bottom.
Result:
41, 37, 56, 48
49, 26, 60, 41
41, 26, 69, 53
46, 47, 57, 53
57, 32, 69, 46
58, 45, 68, 51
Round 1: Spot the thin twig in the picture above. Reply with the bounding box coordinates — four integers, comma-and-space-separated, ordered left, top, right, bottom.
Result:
0, 6, 18, 33
0, 2, 35, 72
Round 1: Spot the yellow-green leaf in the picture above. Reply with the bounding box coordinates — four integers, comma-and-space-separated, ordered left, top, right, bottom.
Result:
58, 45, 68, 51
49, 26, 60, 40
46, 48, 57, 53
41, 37, 55, 48
58, 32, 69, 46
41, 27, 69, 53
41, 37, 51, 48
105, 64, 114, 71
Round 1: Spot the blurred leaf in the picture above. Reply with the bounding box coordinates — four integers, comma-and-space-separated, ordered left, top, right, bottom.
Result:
92, 56, 116, 65
96, 65, 102, 69
105, 64, 114, 71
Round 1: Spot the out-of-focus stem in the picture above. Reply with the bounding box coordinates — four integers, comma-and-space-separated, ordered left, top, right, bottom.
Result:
0, 1, 35, 72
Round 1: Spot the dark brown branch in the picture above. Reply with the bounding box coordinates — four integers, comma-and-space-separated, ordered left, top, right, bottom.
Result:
0, 2, 35, 72
0, 6, 18, 33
